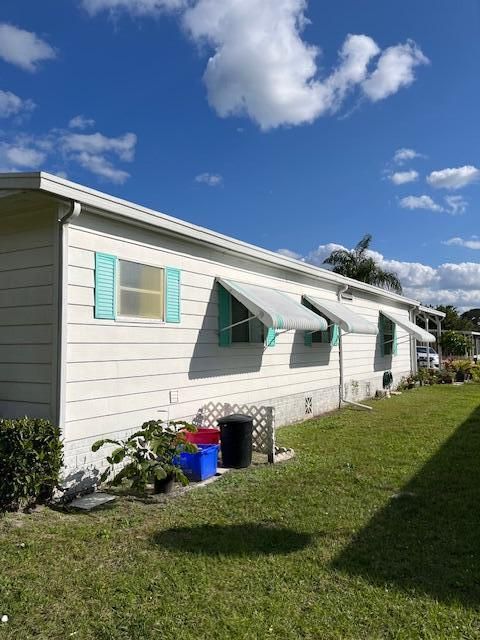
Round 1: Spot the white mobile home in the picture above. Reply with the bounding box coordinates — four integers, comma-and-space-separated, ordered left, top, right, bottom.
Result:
0, 172, 442, 483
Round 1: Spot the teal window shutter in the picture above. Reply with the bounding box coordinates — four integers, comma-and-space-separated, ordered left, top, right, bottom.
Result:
304, 331, 312, 347
266, 327, 276, 347
331, 324, 340, 347
393, 322, 398, 356
165, 267, 181, 323
218, 284, 232, 347
95, 252, 116, 320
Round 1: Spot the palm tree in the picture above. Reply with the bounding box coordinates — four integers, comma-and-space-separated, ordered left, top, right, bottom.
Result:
323, 234, 403, 293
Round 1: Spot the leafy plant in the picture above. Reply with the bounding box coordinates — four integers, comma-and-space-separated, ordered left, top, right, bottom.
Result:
92, 420, 198, 491
437, 370, 454, 384
0, 417, 63, 512
470, 364, 480, 382
397, 375, 417, 391
440, 331, 469, 356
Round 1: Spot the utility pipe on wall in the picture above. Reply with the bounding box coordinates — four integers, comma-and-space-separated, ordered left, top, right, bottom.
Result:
337, 285, 372, 411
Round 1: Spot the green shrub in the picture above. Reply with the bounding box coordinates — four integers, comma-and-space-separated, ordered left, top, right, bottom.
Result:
470, 364, 480, 382
0, 417, 63, 512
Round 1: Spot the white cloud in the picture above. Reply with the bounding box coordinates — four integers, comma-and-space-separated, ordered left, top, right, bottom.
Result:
389, 170, 418, 185
427, 165, 480, 190
399, 195, 443, 212
183, 0, 328, 130
0, 143, 46, 170
68, 115, 96, 130
0, 23, 56, 72
0, 89, 35, 118
393, 148, 423, 165
362, 40, 429, 101
182, 2, 428, 129
444, 195, 468, 215
194, 172, 223, 186
81, 0, 187, 15
75, 152, 130, 183
0, 122, 137, 183
61, 132, 137, 161
444, 237, 480, 250
279, 240, 480, 309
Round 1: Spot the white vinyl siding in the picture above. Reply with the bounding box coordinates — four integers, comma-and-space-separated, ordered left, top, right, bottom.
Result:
0, 207, 56, 420
63, 212, 414, 443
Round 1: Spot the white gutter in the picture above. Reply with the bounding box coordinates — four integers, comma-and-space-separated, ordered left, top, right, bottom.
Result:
0, 171, 423, 309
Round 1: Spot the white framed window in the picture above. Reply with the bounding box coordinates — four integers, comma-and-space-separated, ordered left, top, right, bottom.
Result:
117, 259, 164, 320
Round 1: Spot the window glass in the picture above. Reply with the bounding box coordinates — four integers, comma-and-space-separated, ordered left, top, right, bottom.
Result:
230, 297, 265, 343
231, 297, 250, 342
118, 260, 164, 319
383, 317, 394, 355
303, 299, 331, 343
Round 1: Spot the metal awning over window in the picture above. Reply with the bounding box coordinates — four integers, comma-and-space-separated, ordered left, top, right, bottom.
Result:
303, 296, 378, 335
381, 310, 436, 342
217, 278, 328, 332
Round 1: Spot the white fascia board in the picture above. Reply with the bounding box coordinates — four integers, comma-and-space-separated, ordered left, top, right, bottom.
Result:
0, 171, 421, 308
417, 305, 445, 319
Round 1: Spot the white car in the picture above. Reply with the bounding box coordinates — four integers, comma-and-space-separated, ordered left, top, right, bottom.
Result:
416, 346, 440, 368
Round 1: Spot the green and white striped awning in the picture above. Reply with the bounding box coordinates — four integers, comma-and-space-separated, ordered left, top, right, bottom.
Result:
217, 278, 328, 332
303, 296, 378, 335
381, 310, 436, 342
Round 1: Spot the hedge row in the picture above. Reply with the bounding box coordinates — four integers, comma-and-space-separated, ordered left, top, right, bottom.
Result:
0, 417, 63, 511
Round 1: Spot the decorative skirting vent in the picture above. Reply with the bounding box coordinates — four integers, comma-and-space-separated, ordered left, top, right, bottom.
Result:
305, 396, 313, 416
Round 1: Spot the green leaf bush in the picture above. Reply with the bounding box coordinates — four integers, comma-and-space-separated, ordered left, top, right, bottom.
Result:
0, 417, 63, 512
92, 419, 198, 492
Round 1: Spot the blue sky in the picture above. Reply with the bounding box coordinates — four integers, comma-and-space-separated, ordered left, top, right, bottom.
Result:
1, 0, 480, 308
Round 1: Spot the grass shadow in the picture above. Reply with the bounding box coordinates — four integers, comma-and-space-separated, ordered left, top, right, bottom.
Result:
152, 523, 312, 556
332, 403, 480, 606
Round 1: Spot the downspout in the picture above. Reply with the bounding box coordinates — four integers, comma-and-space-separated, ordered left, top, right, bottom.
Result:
337, 285, 372, 411
410, 305, 420, 375
55, 201, 82, 432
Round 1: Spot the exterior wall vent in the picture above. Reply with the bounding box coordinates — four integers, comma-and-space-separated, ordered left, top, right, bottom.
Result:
305, 396, 313, 416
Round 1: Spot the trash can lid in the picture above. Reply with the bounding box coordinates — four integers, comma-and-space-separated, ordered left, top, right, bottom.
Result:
217, 413, 253, 425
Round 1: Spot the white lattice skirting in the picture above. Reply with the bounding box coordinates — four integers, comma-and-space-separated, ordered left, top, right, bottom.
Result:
195, 402, 277, 463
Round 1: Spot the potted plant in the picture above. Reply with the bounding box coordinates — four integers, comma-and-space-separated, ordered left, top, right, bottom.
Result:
449, 359, 472, 383
92, 420, 198, 494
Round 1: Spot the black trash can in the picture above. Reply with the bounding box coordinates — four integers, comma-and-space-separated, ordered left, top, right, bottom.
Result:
217, 413, 253, 468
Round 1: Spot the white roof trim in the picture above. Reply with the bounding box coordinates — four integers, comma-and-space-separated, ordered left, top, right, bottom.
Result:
0, 172, 422, 307
217, 278, 328, 332
381, 310, 436, 342
417, 305, 445, 319
304, 296, 378, 335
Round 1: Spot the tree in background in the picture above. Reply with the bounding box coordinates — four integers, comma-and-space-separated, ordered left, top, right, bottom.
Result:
440, 330, 470, 356
461, 308, 480, 329
436, 305, 475, 331
323, 234, 403, 293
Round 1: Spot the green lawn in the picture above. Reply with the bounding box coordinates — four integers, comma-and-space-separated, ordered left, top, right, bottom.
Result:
2, 385, 480, 639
